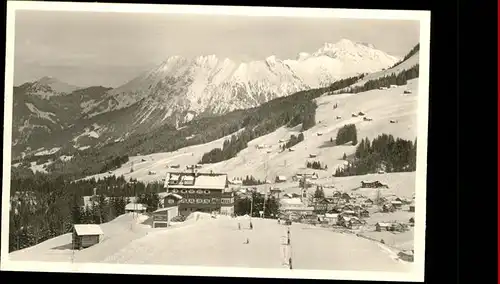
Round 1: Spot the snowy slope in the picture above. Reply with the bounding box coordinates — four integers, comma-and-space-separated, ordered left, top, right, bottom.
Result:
8, 213, 150, 262
86, 77, 418, 185
345, 51, 419, 89
9, 214, 411, 272
102, 217, 411, 271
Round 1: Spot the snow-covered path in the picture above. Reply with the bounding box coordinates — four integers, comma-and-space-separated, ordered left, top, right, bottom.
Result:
102, 217, 411, 272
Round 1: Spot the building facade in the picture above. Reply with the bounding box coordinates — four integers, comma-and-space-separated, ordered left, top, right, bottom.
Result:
72, 224, 103, 249
164, 171, 234, 216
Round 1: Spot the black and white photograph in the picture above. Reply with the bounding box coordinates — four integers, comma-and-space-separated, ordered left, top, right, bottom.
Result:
1, 1, 430, 282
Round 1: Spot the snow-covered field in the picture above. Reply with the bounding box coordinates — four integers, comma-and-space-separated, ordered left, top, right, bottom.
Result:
9, 213, 412, 272
83, 78, 419, 184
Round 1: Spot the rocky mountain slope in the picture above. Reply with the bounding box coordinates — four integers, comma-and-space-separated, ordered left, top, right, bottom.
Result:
11, 79, 111, 153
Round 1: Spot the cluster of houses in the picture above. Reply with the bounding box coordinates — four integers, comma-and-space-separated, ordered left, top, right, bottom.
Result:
274, 177, 416, 231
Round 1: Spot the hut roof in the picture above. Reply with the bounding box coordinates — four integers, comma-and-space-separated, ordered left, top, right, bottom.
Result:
73, 224, 104, 236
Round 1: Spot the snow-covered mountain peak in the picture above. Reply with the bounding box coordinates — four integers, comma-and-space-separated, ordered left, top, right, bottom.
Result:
297, 52, 310, 61
314, 39, 363, 57
359, 42, 376, 49
21, 76, 82, 97
265, 55, 278, 65
283, 39, 400, 88
194, 54, 219, 67
37, 76, 57, 84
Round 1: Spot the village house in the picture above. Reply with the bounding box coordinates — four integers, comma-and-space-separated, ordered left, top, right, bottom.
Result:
360, 180, 389, 189
409, 217, 415, 226
341, 210, 357, 217
352, 204, 363, 211
329, 205, 343, 213
390, 200, 403, 209
358, 209, 370, 218
337, 215, 350, 226
313, 198, 335, 213
375, 222, 408, 232
364, 198, 374, 206
377, 196, 388, 204
163, 170, 234, 217
269, 188, 282, 198
323, 213, 339, 225
375, 222, 392, 232
398, 250, 414, 262
342, 204, 354, 211
340, 192, 351, 202
338, 215, 363, 229
332, 191, 341, 198
391, 223, 409, 232
275, 175, 287, 183
409, 202, 415, 212
400, 197, 412, 205
347, 217, 364, 229
382, 203, 396, 213
72, 224, 104, 250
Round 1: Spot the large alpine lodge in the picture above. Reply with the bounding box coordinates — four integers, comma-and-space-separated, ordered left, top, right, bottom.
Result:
163, 169, 234, 216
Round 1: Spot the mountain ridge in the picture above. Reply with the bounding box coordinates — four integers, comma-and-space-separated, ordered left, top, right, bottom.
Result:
11, 39, 408, 162
85, 39, 399, 122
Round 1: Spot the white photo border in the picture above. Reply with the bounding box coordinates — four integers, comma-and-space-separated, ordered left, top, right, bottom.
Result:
1, 1, 430, 282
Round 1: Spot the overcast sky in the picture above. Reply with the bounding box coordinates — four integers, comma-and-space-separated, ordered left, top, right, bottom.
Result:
14, 10, 420, 88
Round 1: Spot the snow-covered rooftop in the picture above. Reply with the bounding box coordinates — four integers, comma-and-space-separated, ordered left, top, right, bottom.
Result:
165, 173, 228, 189
73, 224, 104, 236
158, 192, 183, 200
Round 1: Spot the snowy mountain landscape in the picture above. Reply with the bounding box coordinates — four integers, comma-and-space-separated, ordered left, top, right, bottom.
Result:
8, 10, 425, 278
11, 39, 400, 159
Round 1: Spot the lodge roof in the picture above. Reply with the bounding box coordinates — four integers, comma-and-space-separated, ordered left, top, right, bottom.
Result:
165, 172, 228, 189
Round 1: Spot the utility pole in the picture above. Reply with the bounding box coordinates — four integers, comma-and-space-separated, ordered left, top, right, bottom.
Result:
263, 191, 267, 218
263, 161, 268, 218
300, 174, 312, 206
250, 195, 254, 218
